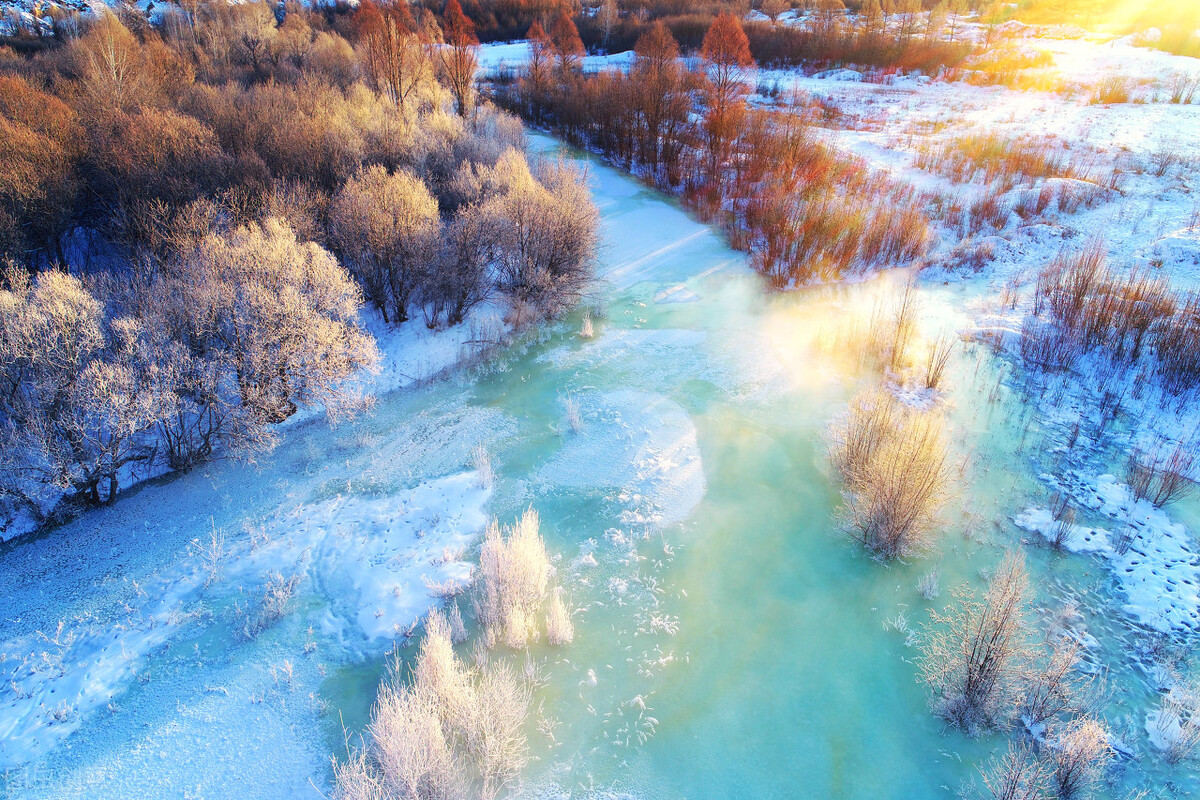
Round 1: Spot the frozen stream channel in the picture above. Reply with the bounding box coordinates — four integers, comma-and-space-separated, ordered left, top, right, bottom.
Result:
1, 134, 1198, 799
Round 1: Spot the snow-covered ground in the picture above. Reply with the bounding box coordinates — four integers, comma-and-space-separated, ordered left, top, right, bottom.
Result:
1015, 472, 1200, 633
0, 471, 490, 768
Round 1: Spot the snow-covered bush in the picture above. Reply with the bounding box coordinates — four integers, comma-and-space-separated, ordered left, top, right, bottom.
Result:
342, 608, 531, 800
0, 217, 379, 517
919, 552, 1033, 735
473, 509, 552, 649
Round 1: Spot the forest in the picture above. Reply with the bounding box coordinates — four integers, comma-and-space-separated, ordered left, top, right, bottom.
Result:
0, 0, 597, 520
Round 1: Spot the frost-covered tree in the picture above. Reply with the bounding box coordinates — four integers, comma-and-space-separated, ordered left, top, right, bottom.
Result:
485, 152, 598, 319
330, 165, 441, 324
0, 268, 161, 509
177, 217, 379, 423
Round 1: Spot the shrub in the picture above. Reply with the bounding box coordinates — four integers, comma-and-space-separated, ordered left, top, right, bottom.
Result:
974, 741, 1049, 800
0, 76, 81, 263
0, 267, 160, 509
919, 552, 1033, 735
243, 571, 301, 638
352, 609, 531, 800
486, 154, 599, 318
174, 217, 380, 423
1048, 718, 1111, 799
830, 389, 950, 560
1019, 636, 1093, 732
473, 508, 552, 649
1125, 443, 1196, 508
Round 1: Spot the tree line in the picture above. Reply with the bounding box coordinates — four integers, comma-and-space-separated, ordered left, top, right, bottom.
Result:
0, 0, 598, 528
495, 11, 932, 289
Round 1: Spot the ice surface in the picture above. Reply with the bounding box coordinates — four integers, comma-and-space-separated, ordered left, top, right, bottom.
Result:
537, 389, 705, 529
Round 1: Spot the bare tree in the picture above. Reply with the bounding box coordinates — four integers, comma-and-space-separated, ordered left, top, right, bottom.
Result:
597, 0, 618, 51
354, 1, 433, 112
439, 0, 478, 118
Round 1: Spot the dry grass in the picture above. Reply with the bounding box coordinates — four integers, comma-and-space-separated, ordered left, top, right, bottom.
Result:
923, 333, 957, 391
1021, 243, 1200, 403
1092, 74, 1132, 105
469, 442, 494, 490
545, 587, 574, 646
915, 132, 1095, 189
1167, 72, 1200, 104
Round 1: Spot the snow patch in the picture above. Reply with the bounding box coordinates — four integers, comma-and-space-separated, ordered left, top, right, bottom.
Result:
1015, 473, 1200, 633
